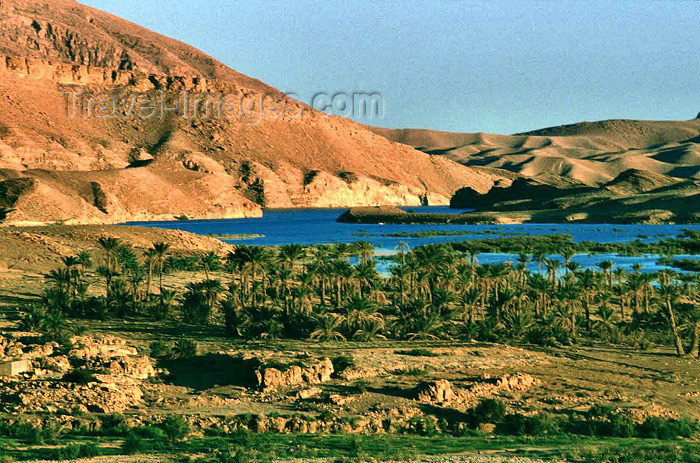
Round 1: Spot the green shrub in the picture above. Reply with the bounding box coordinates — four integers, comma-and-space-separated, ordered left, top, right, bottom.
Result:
568, 443, 700, 463
150, 340, 174, 359
172, 338, 198, 359
196, 446, 274, 463
121, 432, 145, 454
162, 415, 190, 441
498, 413, 561, 436
229, 428, 254, 446
638, 415, 699, 439
53, 443, 101, 460
471, 398, 507, 425
99, 413, 129, 435
609, 413, 636, 438
132, 425, 167, 439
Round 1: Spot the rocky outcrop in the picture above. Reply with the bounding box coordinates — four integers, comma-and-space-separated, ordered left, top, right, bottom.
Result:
415, 379, 457, 403
414, 374, 541, 406
337, 205, 408, 223
255, 358, 334, 391
0, 334, 157, 413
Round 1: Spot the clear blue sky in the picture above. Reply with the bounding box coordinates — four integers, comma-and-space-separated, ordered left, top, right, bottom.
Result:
82, 0, 699, 134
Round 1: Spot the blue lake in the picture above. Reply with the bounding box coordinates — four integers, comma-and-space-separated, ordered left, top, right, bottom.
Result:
126, 207, 700, 274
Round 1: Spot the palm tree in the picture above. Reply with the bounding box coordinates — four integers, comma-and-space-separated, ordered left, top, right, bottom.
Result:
310, 314, 346, 341
544, 258, 561, 288
626, 273, 644, 316
577, 269, 599, 330
279, 244, 306, 271
201, 252, 220, 281
527, 274, 550, 318
150, 242, 171, 295
658, 270, 686, 357
353, 241, 375, 264
534, 251, 547, 276
97, 236, 121, 294
398, 298, 445, 340
343, 295, 383, 339
243, 247, 273, 303
354, 261, 379, 298
597, 260, 614, 289
461, 287, 481, 324
562, 248, 576, 275
60, 255, 81, 300
516, 254, 531, 287
157, 289, 178, 319
45, 268, 71, 296
565, 262, 581, 282
394, 241, 410, 267
144, 249, 155, 295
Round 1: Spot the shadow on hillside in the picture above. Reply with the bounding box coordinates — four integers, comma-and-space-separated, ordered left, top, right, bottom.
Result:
87, 319, 226, 342
0, 292, 41, 307
419, 404, 471, 423
158, 353, 258, 391
367, 385, 414, 399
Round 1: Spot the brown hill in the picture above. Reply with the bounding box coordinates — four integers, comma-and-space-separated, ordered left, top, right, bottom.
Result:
369, 117, 700, 189
602, 169, 681, 195
0, 0, 495, 225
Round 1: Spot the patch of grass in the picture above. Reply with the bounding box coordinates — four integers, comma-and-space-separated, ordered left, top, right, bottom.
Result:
564, 442, 700, 463
394, 365, 432, 376
52, 443, 101, 460
395, 348, 441, 357
162, 415, 190, 442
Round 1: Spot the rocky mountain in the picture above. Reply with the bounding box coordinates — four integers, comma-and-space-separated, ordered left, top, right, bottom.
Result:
0, 0, 495, 225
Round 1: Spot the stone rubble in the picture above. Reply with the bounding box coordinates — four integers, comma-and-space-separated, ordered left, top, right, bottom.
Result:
0, 333, 156, 413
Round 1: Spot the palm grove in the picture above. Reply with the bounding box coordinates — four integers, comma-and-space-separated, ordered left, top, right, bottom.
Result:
25, 232, 700, 357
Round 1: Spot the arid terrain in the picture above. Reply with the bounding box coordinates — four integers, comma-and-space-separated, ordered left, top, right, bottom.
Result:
1, 1, 698, 226
0, 0, 497, 226
2, 226, 700, 462
0, 1, 699, 463
370, 118, 700, 224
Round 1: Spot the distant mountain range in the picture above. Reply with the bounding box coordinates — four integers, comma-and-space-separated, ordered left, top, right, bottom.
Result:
370, 118, 700, 223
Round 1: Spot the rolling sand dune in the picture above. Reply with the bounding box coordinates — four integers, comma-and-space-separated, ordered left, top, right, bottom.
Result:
370, 117, 700, 189
370, 117, 700, 223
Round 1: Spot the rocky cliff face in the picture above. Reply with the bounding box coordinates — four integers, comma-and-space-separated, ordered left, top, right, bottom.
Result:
0, 0, 495, 225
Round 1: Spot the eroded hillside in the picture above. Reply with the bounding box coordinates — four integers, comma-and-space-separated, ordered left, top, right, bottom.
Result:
0, 0, 496, 225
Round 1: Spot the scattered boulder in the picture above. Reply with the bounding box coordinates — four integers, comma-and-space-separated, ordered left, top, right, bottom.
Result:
415, 379, 457, 403
0, 335, 157, 414
0, 335, 27, 359
339, 366, 379, 381
69, 335, 140, 359
255, 358, 333, 391
496, 373, 540, 391
297, 387, 322, 399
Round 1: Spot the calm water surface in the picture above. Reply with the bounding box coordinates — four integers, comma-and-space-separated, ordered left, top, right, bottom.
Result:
126, 207, 700, 274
